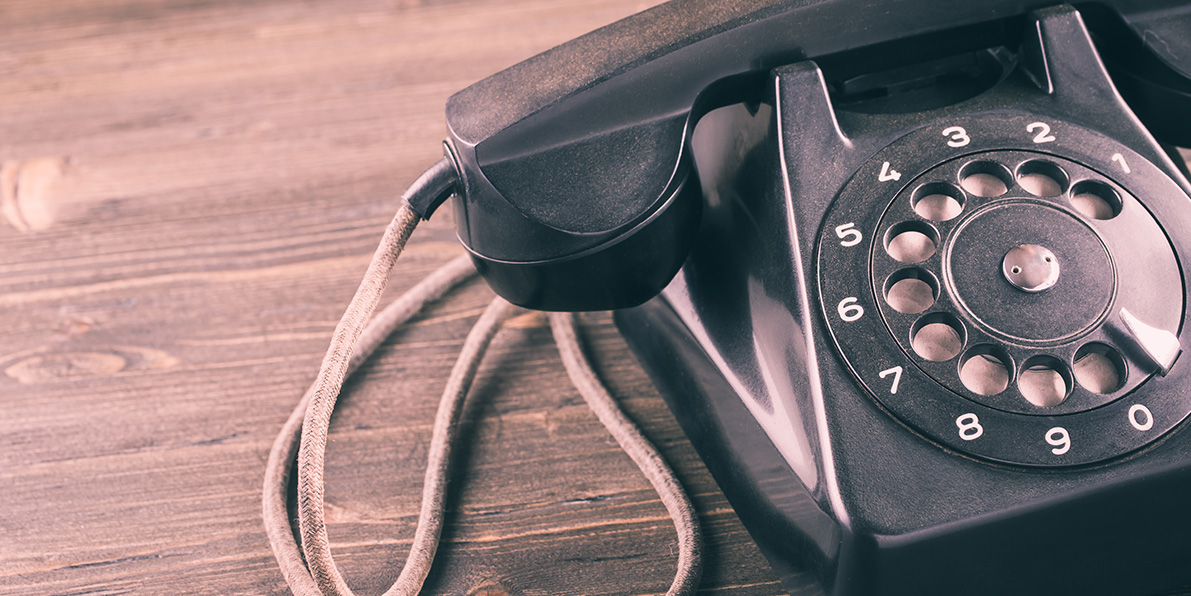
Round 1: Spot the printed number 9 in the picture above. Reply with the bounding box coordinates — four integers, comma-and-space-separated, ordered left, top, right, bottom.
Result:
1046, 427, 1070, 455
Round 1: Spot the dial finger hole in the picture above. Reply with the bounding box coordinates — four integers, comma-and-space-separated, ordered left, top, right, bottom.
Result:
959, 345, 1013, 396
1074, 343, 1127, 394
912, 182, 965, 221
911, 313, 966, 362
1016, 160, 1069, 197
1069, 180, 1122, 220
959, 161, 1012, 197
884, 268, 939, 314
884, 221, 939, 263
1019, 355, 1073, 408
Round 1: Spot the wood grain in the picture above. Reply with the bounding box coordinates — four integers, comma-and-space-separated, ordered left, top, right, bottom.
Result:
0, 1, 784, 595
1, 2, 1188, 596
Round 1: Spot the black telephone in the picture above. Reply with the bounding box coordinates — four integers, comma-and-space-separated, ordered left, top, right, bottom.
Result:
438, 1, 1191, 595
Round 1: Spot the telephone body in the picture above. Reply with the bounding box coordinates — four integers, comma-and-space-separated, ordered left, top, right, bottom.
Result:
441, 1, 1191, 594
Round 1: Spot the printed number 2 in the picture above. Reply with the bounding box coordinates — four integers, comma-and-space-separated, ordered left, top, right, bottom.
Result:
879, 366, 903, 394
878, 161, 901, 182
1027, 122, 1056, 143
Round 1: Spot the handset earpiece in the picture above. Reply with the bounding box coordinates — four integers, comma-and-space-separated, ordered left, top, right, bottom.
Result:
444, 0, 1191, 312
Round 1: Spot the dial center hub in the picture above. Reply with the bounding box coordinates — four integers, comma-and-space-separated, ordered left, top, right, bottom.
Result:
1003, 244, 1060, 292
945, 199, 1114, 345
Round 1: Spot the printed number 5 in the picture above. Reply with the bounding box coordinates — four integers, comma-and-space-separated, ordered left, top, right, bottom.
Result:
835, 223, 863, 247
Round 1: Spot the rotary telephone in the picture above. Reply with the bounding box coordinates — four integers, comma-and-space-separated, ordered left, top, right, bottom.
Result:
441, 1, 1191, 595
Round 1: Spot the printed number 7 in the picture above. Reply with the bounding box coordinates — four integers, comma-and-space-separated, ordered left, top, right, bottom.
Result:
879, 366, 903, 394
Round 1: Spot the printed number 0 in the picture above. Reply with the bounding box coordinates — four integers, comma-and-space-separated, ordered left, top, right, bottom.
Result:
835, 223, 863, 247
1129, 404, 1154, 431
956, 413, 983, 441
1027, 122, 1056, 143
1046, 427, 1071, 455
942, 126, 970, 147
837, 297, 864, 322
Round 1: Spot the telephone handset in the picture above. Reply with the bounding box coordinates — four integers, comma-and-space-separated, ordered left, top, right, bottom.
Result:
441, 1, 1191, 595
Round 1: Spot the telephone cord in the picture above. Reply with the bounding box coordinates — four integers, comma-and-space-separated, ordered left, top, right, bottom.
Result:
262, 251, 478, 596
549, 312, 703, 596
263, 159, 703, 596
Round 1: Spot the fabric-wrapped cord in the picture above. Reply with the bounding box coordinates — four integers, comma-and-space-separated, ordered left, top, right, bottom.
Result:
549, 312, 703, 596
263, 161, 703, 595
262, 252, 478, 596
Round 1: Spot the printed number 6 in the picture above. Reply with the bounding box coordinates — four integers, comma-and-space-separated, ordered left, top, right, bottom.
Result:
942, 126, 970, 147
835, 223, 863, 247
837, 297, 864, 322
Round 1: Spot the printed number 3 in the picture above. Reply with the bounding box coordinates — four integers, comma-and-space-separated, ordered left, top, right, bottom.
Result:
942, 126, 970, 147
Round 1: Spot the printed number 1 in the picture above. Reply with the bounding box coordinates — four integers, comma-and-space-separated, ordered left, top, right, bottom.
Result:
878, 161, 901, 182
879, 366, 903, 394
1112, 153, 1131, 174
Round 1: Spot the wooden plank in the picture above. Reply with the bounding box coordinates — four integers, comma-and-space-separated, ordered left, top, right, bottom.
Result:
0, 1, 784, 594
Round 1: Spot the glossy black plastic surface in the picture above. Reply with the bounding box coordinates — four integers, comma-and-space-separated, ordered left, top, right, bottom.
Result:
616, 6, 1191, 596
445, 0, 1191, 311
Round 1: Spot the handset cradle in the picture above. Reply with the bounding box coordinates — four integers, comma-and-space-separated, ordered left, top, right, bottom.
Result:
444, 1, 1191, 595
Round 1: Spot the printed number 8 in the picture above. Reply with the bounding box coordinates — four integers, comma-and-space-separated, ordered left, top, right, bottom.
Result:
956, 413, 983, 440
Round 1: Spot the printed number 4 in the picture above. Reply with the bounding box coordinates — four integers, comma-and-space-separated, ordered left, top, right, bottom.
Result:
878, 161, 901, 182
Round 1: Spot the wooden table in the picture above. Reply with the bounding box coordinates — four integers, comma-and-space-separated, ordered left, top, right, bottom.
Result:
1, 1, 785, 594
2, 1, 1189, 595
